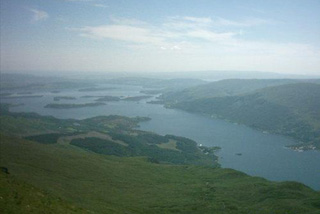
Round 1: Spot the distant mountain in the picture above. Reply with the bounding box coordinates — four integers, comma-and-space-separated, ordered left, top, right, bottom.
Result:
166, 82, 320, 149
104, 77, 207, 90
110, 70, 320, 80
0, 73, 94, 90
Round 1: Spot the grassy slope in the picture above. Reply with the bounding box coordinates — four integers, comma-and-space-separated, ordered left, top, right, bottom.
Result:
0, 172, 88, 214
161, 79, 320, 103
172, 83, 320, 147
1, 134, 320, 214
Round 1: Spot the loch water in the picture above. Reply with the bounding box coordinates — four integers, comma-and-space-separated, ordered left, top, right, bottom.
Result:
3, 84, 320, 190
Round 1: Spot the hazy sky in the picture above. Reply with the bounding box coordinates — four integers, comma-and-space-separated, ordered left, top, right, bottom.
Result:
1, 0, 320, 75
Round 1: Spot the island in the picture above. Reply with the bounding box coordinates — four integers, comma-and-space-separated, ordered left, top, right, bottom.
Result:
147, 100, 165, 104
95, 96, 121, 102
122, 95, 152, 101
44, 102, 106, 109
81, 95, 106, 98
0, 93, 13, 97
78, 87, 116, 92
140, 89, 163, 95
53, 96, 77, 101
17, 92, 33, 95
287, 144, 318, 152
1, 95, 43, 99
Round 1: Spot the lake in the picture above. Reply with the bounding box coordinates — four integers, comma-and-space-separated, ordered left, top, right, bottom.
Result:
2, 84, 320, 190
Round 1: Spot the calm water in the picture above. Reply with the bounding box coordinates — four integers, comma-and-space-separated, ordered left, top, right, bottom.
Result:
2, 84, 320, 190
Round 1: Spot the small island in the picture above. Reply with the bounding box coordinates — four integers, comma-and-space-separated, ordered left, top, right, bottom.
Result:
95, 96, 121, 102
44, 102, 106, 109
287, 144, 318, 152
17, 92, 33, 95
122, 95, 152, 101
140, 89, 163, 95
0, 93, 13, 97
1, 95, 43, 99
78, 87, 116, 92
81, 95, 106, 98
147, 100, 165, 104
53, 96, 77, 101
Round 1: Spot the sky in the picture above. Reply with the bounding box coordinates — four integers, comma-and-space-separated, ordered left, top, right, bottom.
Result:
1, 0, 320, 75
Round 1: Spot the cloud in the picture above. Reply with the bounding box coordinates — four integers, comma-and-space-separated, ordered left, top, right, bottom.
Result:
171, 45, 181, 50
186, 30, 238, 42
164, 16, 272, 30
64, 0, 95, 2
110, 17, 147, 26
71, 16, 320, 70
93, 4, 108, 8
215, 17, 273, 27
73, 17, 239, 51
183, 16, 213, 24
163, 16, 212, 30
77, 25, 165, 46
29, 9, 49, 22
64, 0, 108, 9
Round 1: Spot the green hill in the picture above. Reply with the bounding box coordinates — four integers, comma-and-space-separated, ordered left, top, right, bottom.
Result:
1, 134, 320, 214
170, 83, 320, 149
161, 79, 320, 103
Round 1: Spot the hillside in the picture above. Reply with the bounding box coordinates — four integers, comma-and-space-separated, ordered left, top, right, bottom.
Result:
0, 172, 88, 214
1, 134, 320, 214
0, 104, 218, 166
170, 83, 320, 150
161, 79, 320, 103
0, 73, 95, 90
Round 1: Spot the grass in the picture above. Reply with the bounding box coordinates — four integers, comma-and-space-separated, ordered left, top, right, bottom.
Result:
157, 139, 179, 151
0, 172, 88, 214
1, 134, 319, 214
57, 131, 128, 146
